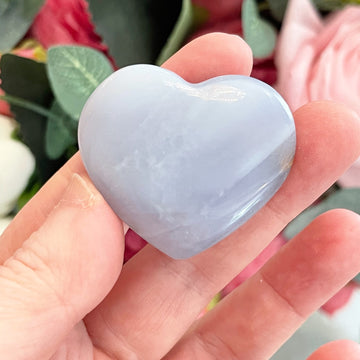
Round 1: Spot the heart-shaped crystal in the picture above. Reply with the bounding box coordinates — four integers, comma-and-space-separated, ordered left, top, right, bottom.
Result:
78, 64, 295, 259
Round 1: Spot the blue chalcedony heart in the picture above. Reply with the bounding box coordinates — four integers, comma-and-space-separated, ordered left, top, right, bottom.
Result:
78, 64, 296, 259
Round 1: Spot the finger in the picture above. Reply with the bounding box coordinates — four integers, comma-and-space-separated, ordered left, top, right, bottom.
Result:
162, 32, 253, 82
307, 340, 360, 360
164, 209, 360, 359
0, 174, 124, 359
85, 105, 360, 355
0, 32, 253, 264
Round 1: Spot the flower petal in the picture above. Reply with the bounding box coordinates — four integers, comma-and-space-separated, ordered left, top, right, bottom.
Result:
275, 0, 322, 111
0, 139, 35, 216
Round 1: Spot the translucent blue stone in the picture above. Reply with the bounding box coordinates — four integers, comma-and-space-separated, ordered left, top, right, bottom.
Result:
78, 64, 296, 259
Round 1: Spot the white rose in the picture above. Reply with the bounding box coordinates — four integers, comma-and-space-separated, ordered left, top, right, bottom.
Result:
0, 114, 35, 216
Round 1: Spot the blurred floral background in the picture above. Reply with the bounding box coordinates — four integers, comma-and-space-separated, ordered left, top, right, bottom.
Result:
0, 0, 359, 358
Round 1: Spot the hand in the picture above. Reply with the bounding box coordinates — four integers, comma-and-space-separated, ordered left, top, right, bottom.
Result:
1, 33, 360, 360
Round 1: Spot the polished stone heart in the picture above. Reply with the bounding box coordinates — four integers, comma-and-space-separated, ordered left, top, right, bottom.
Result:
78, 64, 296, 259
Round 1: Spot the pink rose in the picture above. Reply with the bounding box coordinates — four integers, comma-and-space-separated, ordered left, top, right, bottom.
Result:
276, 0, 360, 187
29, 0, 109, 56
275, 0, 360, 115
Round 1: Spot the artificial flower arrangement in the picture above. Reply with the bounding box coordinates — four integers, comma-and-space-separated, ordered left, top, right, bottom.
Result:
0, 0, 359, 358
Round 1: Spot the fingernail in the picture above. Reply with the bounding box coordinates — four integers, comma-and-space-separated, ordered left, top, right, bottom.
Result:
60, 173, 96, 208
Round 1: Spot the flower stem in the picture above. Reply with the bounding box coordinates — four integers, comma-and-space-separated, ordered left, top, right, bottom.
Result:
0, 94, 54, 119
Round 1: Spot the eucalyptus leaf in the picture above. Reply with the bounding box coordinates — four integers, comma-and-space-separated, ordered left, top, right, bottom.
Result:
0, 54, 63, 182
87, 0, 182, 67
156, 0, 194, 65
268, 0, 288, 22
47, 46, 113, 119
242, 0, 277, 59
45, 101, 78, 159
284, 188, 360, 239
0, 0, 45, 52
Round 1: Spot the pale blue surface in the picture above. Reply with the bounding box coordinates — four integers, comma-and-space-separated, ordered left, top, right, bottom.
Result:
79, 64, 296, 259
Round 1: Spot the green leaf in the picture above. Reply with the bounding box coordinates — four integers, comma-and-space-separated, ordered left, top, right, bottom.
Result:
16, 176, 41, 211
284, 188, 360, 239
87, 0, 183, 67
156, 0, 194, 65
0, 0, 45, 52
268, 0, 289, 22
47, 45, 113, 120
355, 273, 360, 284
45, 101, 78, 159
242, 0, 277, 59
0, 54, 64, 182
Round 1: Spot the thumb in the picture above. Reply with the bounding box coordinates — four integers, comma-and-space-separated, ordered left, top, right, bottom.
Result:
0, 174, 124, 359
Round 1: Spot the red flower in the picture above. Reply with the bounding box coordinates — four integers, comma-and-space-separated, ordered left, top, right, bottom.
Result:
192, 0, 243, 23
29, 0, 108, 56
252, 57, 277, 86
124, 229, 147, 263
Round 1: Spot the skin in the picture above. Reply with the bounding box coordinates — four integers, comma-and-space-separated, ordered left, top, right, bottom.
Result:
0, 33, 360, 359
